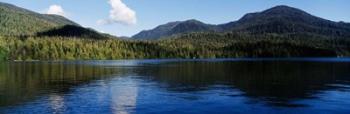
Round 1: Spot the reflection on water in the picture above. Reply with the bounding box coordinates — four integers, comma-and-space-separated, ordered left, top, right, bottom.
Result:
0, 59, 350, 114
48, 94, 65, 114
0, 62, 124, 107
111, 77, 138, 114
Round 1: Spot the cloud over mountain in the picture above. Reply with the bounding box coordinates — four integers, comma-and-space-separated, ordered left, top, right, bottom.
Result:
46, 5, 66, 17
98, 0, 137, 25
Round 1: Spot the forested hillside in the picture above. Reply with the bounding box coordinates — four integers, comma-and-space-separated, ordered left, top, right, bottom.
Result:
0, 2, 109, 40
223, 5, 350, 37
0, 2, 78, 36
0, 2, 349, 60
133, 19, 217, 40
133, 5, 350, 40
36, 25, 109, 39
0, 32, 349, 60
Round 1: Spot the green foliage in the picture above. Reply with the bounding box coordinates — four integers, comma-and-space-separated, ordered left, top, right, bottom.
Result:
0, 36, 9, 60
0, 31, 349, 61
1, 2, 348, 61
0, 2, 78, 36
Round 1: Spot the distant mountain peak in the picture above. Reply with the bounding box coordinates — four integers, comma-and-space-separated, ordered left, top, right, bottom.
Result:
268, 5, 297, 10
239, 5, 309, 21
183, 19, 203, 23
261, 5, 309, 16
132, 19, 214, 40
161, 19, 204, 27
133, 5, 350, 40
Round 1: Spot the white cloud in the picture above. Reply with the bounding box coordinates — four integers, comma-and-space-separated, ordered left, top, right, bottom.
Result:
98, 0, 137, 25
46, 5, 66, 17
99, 30, 106, 33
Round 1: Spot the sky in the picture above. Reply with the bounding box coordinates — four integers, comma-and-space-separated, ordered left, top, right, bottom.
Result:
1, 0, 350, 37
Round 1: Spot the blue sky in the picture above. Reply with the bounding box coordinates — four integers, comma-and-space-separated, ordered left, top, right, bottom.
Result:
1, 0, 350, 37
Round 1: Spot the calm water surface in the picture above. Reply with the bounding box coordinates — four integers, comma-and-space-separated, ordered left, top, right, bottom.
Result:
0, 58, 350, 114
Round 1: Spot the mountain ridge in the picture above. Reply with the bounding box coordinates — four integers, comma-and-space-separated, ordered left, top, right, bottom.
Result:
0, 3, 350, 60
133, 5, 350, 40
0, 2, 111, 39
0, 2, 78, 26
132, 19, 218, 40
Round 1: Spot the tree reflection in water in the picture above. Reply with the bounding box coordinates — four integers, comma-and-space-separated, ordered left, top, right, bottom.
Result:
0, 59, 349, 113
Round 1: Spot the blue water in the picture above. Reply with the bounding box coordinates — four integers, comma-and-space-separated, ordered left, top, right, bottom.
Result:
0, 58, 350, 114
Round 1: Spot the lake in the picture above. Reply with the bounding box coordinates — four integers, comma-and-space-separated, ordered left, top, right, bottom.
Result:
0, 58, 350, 114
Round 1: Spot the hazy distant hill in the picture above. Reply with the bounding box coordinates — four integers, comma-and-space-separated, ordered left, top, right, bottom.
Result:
221, 5, 350, 36
133, 5, 350, 40
132, 19, 218, 40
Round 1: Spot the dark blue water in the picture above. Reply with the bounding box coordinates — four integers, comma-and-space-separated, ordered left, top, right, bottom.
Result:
0, 58, 350, 114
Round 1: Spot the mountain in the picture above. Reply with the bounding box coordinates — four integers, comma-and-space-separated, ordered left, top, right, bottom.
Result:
0, 2, 80, 36
0, 2, 111, 39
221, 5, 350, 36
133, 5, 350, 40
36, 25, 109, 39
132, 19, 217, 40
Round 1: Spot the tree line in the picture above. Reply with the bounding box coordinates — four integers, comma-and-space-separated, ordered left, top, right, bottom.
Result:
0, 32, 349, 61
